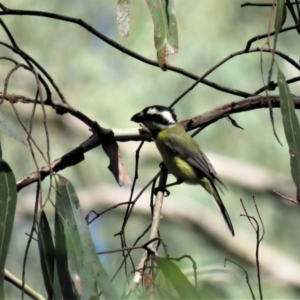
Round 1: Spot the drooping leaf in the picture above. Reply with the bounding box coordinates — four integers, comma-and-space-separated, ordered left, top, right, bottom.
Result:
38, 211, 63, 300
54, 211, 78, 299
268, 0, 286, 85
37, 211, 55, 299
0, 111, 26, 145
151, 269, 176, 299
102, 130, 132, 186
116, 0, 130, 38
266, 0, 286, 137
274, 0, 286, 47
154, 257, 199, 299
0, 159, 17, 299
55, 175, 119, 299
146, 0, 178, 70
278, 69, 300, 202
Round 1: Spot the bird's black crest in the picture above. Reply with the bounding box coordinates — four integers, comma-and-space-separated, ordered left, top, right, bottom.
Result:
143, 105, 178, 124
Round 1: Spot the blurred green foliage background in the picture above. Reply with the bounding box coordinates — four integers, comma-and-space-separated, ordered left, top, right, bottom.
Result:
1, 0, 300, 298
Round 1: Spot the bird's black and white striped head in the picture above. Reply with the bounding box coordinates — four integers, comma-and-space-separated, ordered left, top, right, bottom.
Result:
131, 105, 178, 133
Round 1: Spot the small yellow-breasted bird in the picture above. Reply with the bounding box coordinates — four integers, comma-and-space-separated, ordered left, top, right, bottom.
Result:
131, 105, 234, 236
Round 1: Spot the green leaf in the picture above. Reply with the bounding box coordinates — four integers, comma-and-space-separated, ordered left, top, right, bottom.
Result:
278, 69, 300, 202
268, 0, 286, 93
146, 0, 178, 70
38, 212, 55, 299
116, 0, 130, 38
152, 269, 177, 299
154, 257, 199, 299
0, 111, 26, 145
54, 211, 78, 299
274, 0, 286, 46
55, 175, 119, 299
0, 160, 17, 299
38, 211, 63, 300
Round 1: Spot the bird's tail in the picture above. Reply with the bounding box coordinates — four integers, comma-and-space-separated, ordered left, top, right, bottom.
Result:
202, 179, 235, 236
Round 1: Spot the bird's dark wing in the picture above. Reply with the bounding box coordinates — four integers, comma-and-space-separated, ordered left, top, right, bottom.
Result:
164, 129, 232, 235
201, 151, 227, 191
164, 130, 216, 182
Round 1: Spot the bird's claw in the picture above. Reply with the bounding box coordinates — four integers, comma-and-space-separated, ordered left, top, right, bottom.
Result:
159, 162, 166, 169
154, 187, 170, 197
163, 189, 170, 197
159, 162, 170, 174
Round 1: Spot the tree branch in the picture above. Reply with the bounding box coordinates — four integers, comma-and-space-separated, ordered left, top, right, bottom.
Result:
127, 167, 168, 294
0, 4, 252, 98
14, 94, 300, 190
5, 269, 45, 300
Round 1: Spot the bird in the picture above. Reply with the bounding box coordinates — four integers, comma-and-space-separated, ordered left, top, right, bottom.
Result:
131, 105, 234, 236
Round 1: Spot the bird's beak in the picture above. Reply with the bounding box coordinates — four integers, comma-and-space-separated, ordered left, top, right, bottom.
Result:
131, 111, 144, 123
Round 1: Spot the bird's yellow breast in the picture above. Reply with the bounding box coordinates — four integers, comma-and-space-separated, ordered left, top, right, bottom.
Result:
154, 128, 200, 184
171, 156, 199, 183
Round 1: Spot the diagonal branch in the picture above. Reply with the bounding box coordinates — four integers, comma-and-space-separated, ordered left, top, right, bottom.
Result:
14, 94, 300, 190
0, 4, 251, 98
127, 167, 168, 294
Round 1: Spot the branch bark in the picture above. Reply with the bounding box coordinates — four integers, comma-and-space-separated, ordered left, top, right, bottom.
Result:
14, 94, 300, 190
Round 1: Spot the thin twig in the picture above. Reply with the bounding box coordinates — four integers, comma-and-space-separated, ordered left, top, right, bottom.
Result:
273, 190, 300, 205
127, 167, 168, 294
244, 24, 300, 52
241, 2, 278, 7
117, 141, 145, 282
5, 269, 45, 300
22, 182, 41, 299
224, 259, 255, 300
169, 255, 198, 289
240, 198, 264, 300
97, 237, 160, 255
85, 202, 134, 224
286, 0, 300, 34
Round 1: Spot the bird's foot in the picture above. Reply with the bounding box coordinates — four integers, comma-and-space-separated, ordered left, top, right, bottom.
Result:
159, 162, 170, 174
159, 161, 166, 169
154, 186, 170, 197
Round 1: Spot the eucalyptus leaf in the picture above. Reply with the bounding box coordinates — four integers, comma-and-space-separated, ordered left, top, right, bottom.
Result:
38, 211, 64, 299
55, 175, 119, 299
146, 0, 178, 69
116, 0, 130, 37
55, 211, 78, 299
155, 257, 199, 299
0, 111, 26, 145
0, 159, 17, 299
278, 69, 300, 202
